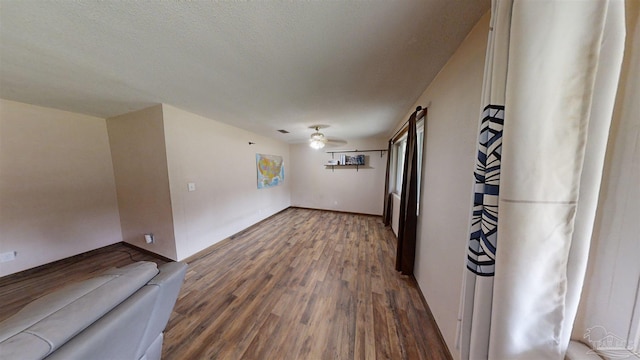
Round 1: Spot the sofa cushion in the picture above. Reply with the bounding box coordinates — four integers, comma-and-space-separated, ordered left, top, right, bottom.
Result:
47, 286, 159, 360
0, 333, 50, 360
0, 261, 159, 359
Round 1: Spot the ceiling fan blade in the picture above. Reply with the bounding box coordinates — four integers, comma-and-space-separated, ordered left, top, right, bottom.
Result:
324, 139, 348, 147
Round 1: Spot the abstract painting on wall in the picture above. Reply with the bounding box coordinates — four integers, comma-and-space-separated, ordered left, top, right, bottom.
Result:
256, 154, 284, 189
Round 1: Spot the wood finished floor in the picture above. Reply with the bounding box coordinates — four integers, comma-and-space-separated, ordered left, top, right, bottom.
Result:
0, 243, 167, 322
0, 208, 450, 360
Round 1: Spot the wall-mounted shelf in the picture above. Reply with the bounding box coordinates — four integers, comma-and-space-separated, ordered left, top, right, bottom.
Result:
325, 149, 387, 172
324, 163, 366, 171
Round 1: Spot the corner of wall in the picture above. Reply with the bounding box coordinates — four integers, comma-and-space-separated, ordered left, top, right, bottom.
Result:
160, 104, 292, 260
0, 99, 122, 276
106, 104, 178, 260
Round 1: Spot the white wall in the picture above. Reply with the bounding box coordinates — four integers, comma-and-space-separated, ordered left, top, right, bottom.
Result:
0, 99, 122, 276
290, 138, 387, 215
162, 104, 291, 260
392, 13, 490, 358
106, 105, 178, 260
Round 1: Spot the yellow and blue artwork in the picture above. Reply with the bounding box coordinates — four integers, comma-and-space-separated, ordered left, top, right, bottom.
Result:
256, 154, 284, 189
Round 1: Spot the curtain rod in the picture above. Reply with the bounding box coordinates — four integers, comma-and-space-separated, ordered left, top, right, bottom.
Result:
390, 106, 426, 141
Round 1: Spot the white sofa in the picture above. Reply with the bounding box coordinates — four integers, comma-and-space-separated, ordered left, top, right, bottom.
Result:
0, 261, 187, 360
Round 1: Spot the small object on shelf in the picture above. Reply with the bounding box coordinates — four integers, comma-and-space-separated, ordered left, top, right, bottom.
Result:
337, 154, 366, 165
324, 149, 386, 171
325, 149, 387, 158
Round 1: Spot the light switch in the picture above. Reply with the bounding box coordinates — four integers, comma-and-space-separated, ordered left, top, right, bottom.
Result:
188, 182, 196, 192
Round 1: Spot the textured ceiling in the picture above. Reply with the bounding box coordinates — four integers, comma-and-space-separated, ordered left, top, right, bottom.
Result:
0, 1, 489, 143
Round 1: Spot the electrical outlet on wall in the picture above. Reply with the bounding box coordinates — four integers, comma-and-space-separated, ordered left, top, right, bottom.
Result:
144, 234, 154, 244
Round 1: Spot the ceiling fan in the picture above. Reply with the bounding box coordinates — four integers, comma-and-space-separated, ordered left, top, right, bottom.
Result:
308, 125, 346, 149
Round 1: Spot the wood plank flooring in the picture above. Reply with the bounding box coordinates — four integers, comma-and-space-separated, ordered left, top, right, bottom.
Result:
0, 207, 451, 360
0, 243, 166, 322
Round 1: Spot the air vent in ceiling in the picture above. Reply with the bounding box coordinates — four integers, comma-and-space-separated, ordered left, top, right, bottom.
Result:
277, 129, 290, 134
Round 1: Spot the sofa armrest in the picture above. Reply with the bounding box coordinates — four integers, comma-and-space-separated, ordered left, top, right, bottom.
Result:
0, 261, 158, 360
135, 261, 188, 359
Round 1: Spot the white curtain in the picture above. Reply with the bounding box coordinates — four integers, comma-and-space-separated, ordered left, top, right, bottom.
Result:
458, 1, 511, 359
458, 1, 626, 359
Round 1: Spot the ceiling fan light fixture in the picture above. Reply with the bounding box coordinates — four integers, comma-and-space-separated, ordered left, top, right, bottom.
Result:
310, 139, 325, 149
309, 126, 326, 149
